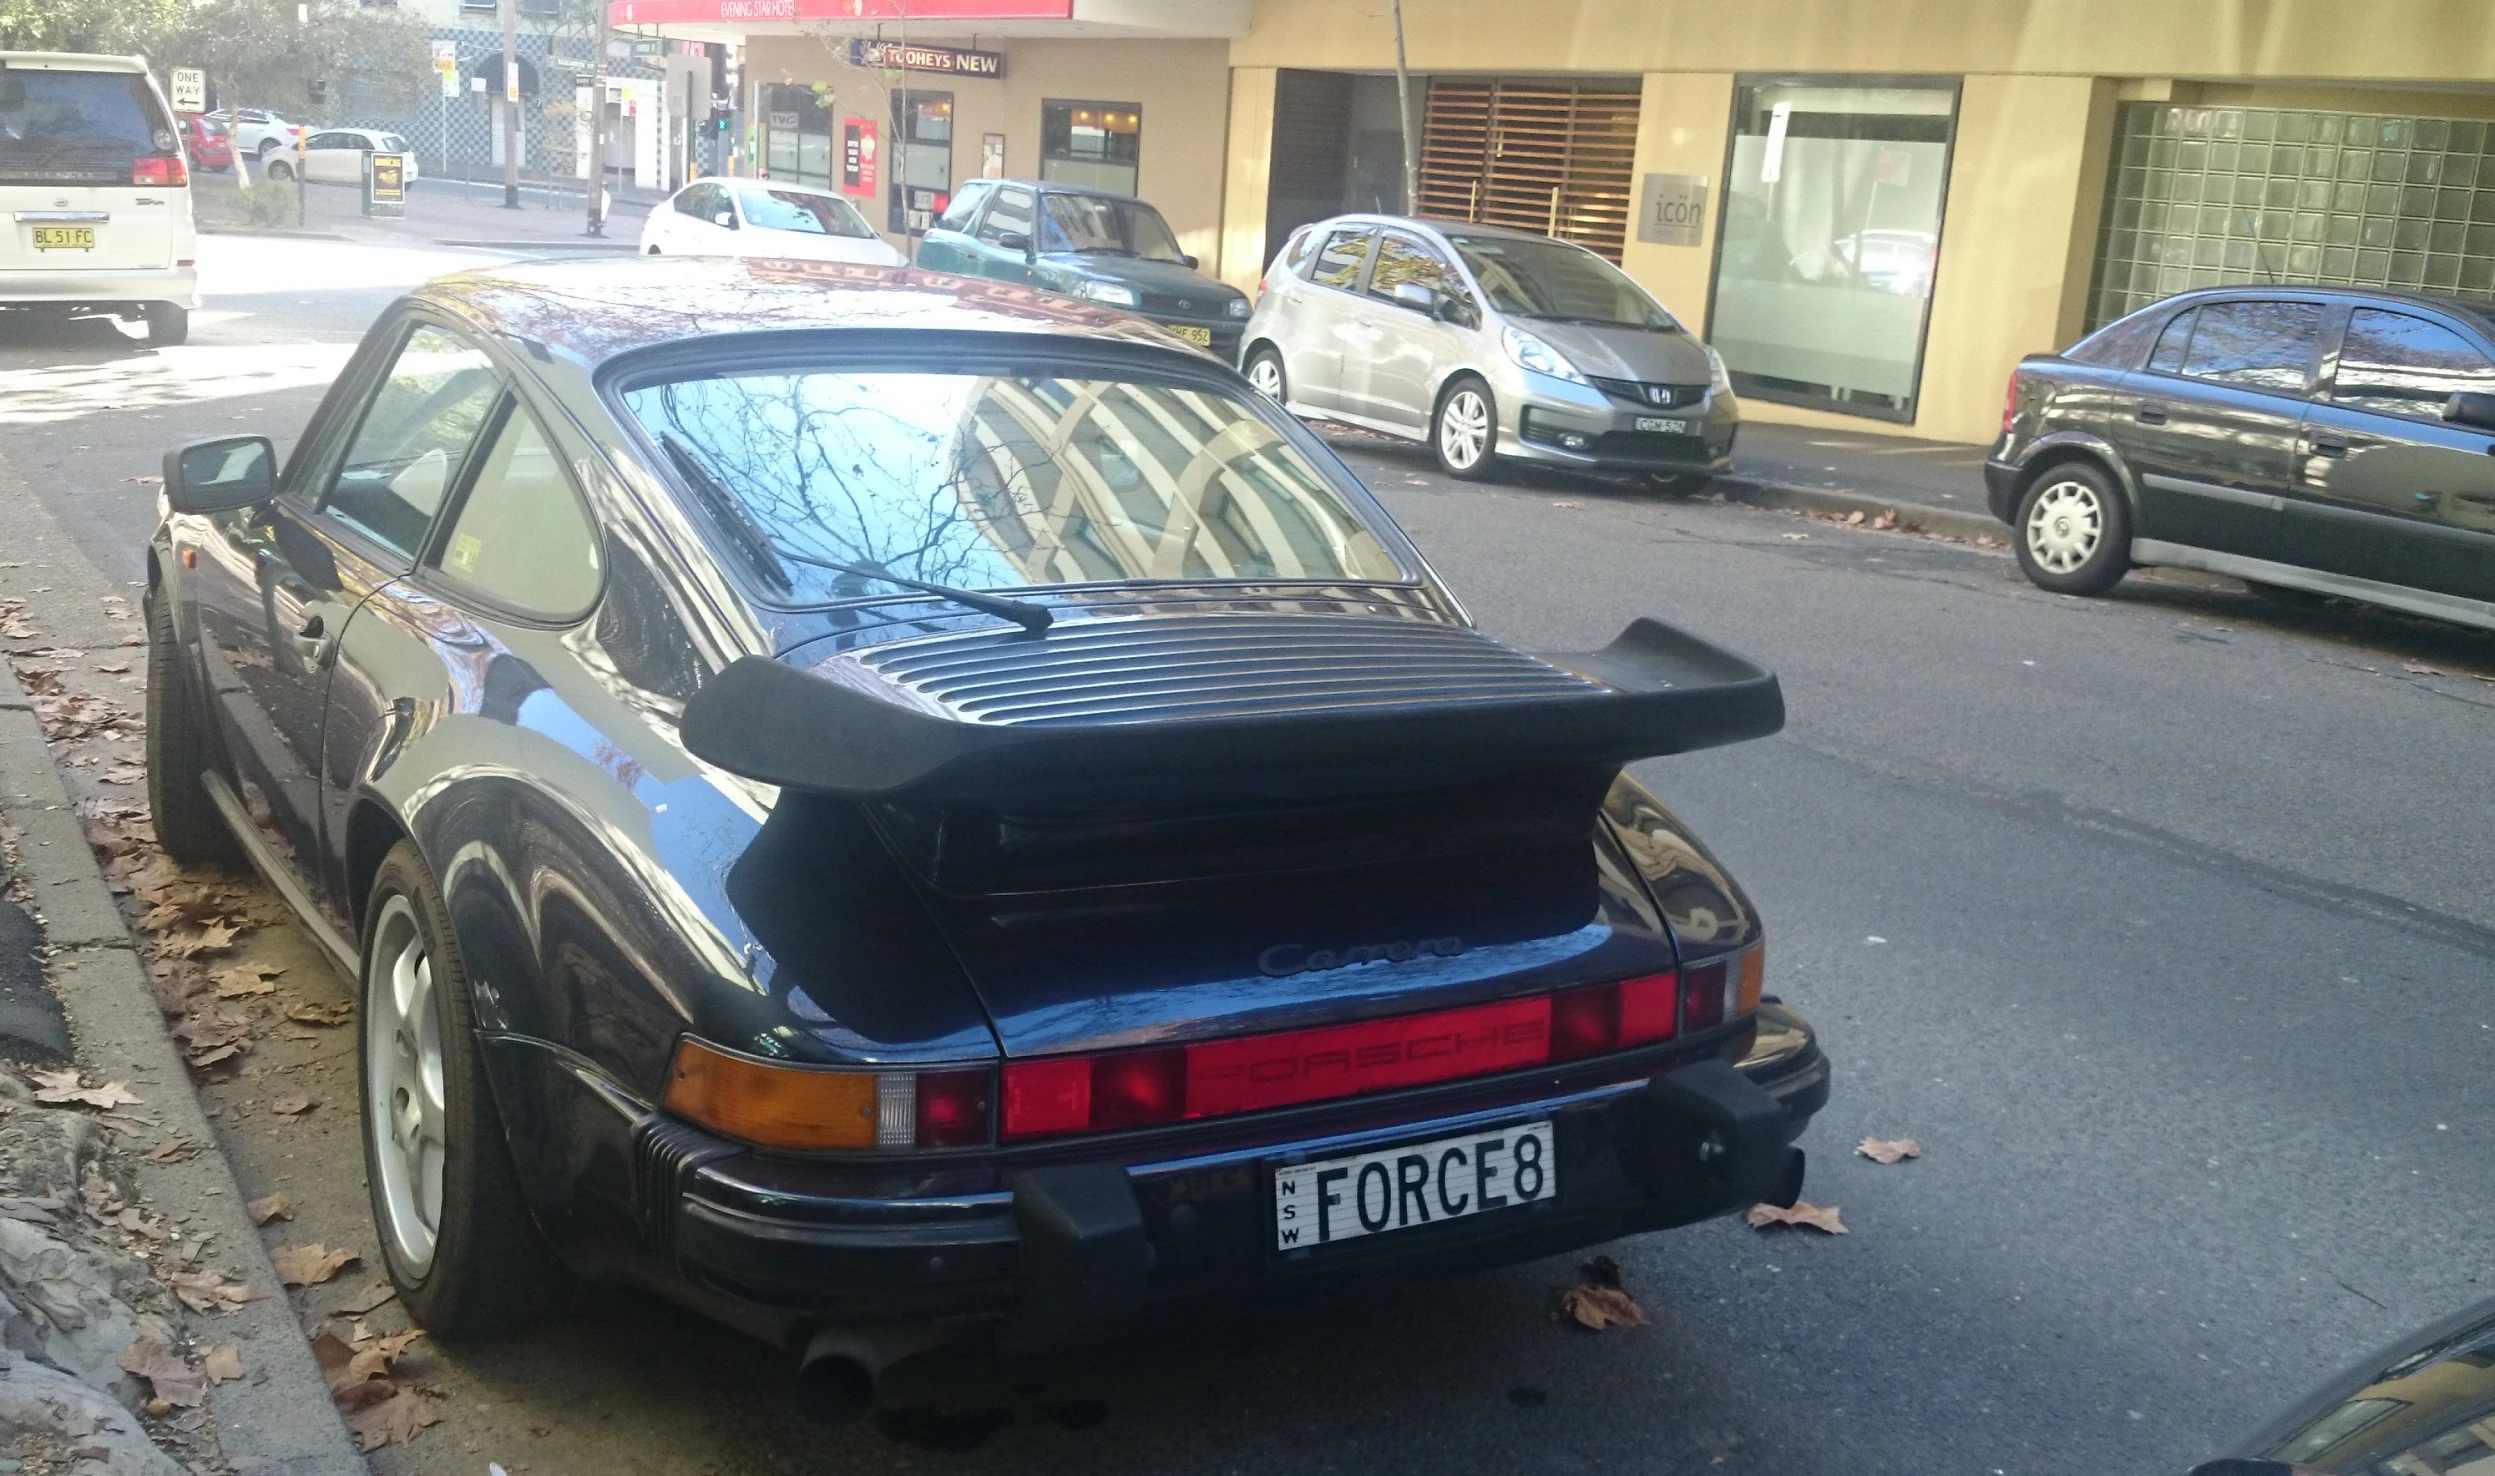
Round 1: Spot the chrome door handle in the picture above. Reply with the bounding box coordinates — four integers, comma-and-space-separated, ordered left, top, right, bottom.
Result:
2308, 433, 2349, 456
2134, 402, 2168, 424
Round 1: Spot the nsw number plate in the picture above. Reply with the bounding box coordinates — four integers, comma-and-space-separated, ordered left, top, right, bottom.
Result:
1635, 416, 1690, 434
1169, 324, 1213, 346
31, 226, 94, 251
1272, 1120, 1555, 1251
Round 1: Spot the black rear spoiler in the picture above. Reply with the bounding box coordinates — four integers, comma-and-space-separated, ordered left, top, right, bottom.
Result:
679, 617, 1783, 802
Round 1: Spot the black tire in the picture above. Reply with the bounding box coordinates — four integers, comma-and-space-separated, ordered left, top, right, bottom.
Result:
144, 588, 240, 867
646, 244, 661, 255
2012, 462, 2131, 595
358, 841, 569, 1337
143, 303, 187, 347
1244, 345, 1287, 405
263, 158, 293, 182
1431, 375, 1499, 480
1647, 472, 1710, 496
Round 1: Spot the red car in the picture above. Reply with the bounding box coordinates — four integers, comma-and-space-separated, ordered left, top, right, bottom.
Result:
177, 113, 232, 172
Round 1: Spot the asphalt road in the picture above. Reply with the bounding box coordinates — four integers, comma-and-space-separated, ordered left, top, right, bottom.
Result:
4, 235, 2492, 1476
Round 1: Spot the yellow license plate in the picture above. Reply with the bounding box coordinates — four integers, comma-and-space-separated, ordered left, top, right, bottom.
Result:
31, 226, 94, 251
1170, 324, 1212, 346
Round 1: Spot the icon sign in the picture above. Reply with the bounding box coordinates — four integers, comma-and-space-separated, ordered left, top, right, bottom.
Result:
170, 67, 205, 113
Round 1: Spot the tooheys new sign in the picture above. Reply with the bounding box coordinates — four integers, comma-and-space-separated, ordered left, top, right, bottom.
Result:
849, 38, 1004, 77
606, 0, 1065, 22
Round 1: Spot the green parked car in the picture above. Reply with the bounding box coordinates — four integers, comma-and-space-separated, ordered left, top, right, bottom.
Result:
916, 179, 1248, 360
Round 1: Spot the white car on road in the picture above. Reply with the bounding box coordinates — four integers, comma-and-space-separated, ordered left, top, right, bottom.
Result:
271, 127, 420, 186
639, 178, 905, 266
211, 107, 302, 166
0, 51, 198, 345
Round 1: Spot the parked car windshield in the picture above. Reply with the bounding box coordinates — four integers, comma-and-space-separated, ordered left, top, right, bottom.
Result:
621, 367, 1404, 602
1446, 234, 1675, 329
738, 188, 878, 239
1040, 194, 1187, 262
0, 69, 168, 185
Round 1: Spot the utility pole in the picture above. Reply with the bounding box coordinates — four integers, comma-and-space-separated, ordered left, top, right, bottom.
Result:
1391, 0, 1418, 215
501, 0, 521, 208
587, 14, 607, 235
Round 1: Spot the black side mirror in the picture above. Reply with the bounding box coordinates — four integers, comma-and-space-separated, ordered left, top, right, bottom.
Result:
995, 229, 1033, 256
163, 436, 275, 515
1179, 253, 1199, 271
2443, 390, 2495, 432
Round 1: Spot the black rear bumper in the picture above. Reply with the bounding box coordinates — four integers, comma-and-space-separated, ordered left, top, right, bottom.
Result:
643, 1005, 1828, 1353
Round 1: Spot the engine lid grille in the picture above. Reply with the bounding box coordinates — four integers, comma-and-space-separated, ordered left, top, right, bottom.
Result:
842, 613, 1608, 727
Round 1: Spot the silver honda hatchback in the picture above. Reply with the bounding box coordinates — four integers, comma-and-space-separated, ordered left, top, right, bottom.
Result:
1240, 215, 1737, 489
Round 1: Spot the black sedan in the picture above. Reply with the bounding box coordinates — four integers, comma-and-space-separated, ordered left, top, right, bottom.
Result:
143, 256, 1825, 1417
1987, 285, 2495, 631
2193, 1295, 2495, 1476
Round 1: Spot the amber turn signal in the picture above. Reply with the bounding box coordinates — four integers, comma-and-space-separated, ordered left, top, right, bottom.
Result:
664, 1038, 877, 1150
1737, 944, 1766, 1016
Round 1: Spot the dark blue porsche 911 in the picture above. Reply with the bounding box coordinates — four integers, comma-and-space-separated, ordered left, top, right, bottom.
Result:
143, 255, 1827, 1418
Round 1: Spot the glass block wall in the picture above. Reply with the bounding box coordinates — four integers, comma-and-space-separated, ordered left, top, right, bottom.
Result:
2089, 103, 2495, 329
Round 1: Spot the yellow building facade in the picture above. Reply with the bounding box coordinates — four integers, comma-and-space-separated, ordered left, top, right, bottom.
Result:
629, 0, 2495, 445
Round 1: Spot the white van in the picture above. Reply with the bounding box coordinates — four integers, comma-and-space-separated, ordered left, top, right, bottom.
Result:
0, 53, 198, 345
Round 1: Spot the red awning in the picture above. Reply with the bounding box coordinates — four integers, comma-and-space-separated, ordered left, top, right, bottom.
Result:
608, 0, 1068, 23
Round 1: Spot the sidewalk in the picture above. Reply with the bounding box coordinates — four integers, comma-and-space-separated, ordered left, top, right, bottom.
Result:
1717, 420, 2005, 541
193, 166, 659, 251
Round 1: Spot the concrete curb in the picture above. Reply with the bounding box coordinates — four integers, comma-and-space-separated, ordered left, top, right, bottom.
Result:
0, 451, 366, 1475
429, 238, 641, 251
1711, 472, 2007, 543
197, 225, 353, 242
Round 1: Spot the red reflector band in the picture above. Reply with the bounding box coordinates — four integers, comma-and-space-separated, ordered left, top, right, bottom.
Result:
1186, 994, 1551, 1118
1619, 971, 1679, 1045
1002, 1056, 1089, 1137
1682, 959, 1729, 1033
133, 156, 186, 186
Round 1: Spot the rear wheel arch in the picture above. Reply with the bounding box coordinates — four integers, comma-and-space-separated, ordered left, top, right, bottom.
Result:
345, 799, 412, 935
2015, 444, 2138, 522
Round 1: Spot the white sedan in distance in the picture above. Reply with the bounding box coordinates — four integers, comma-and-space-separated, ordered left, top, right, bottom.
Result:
639, 178, 905, 266
284, 127, 419, 185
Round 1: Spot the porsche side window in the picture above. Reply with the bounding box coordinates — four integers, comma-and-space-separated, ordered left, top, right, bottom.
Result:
323, 327, 500, 561
430, 402, 602, 619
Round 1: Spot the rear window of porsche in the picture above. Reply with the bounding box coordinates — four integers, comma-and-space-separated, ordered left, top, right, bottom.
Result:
0, 67, 172, 185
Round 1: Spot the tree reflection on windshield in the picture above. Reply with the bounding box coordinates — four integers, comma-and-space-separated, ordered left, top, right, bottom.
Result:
621, 369, 1404, 605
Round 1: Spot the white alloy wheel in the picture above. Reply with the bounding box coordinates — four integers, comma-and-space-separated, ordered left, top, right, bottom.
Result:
365, 894, 447, 1277
1246, 353, 1284, 402
2024, 477, 2104, 574
1437, 385, 1491, 471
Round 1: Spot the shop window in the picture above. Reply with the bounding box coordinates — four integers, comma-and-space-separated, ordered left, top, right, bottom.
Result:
2090, 103, 2495, 328
1708, 80, 1958, 422
762, 84, 833, 188
890, 91, 953, 235
1042, 100, 1140, 196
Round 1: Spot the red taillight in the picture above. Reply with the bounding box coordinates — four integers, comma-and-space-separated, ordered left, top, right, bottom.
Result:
998, 960, 1754, 1140
133, 155, 187, 187
1682, 959, 1729, 1033
2001, 372, 2020, 434
913, 1069, 993, 1149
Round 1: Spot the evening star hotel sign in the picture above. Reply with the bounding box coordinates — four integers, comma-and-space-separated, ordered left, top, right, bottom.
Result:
850, 39, 1005, 77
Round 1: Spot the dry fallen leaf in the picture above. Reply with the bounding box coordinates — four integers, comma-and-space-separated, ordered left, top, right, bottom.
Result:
94, 661, 131, 675
274, 1243, 359, 1286
1744, 1200, 1848, 1234
1843, 509, 1866, 525
345, 1390, 443, 1451
159, 919, 242, 959
1551, 500, 1582, 509
1780, 532, 1810, 540
120, 1338, 205, 1408
28, 1069, 143, 1110
210, 964, 284, 998
143, 1138, 197, 1164
202, 1345, 243, 1384
1554, 1284, 1648, 1330
169, 1267, 265, 1314
2401, 661, 2445, 676
247, 1193, 292, 1225
285, 1000, 352, 1027
271, 1094, 315, 1117
1857, 1136, 1923, 1165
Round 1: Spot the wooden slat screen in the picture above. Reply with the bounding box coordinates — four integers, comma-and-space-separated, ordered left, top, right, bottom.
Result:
1418, 78, 1641, 263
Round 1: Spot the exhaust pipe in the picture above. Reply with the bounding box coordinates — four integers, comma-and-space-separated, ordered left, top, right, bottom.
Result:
794, 1324, 946, 1425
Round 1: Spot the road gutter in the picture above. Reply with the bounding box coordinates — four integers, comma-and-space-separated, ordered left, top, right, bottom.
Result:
0, 447, 367, 1476
1708, 472, 2007, 544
